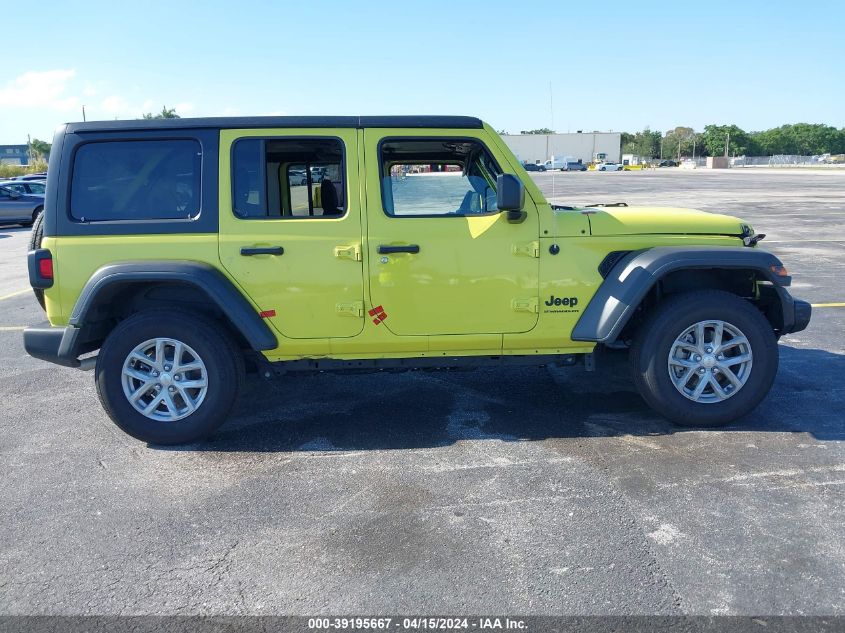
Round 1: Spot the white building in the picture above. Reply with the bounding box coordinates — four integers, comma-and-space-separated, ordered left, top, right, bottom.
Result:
501, 132, 621, 166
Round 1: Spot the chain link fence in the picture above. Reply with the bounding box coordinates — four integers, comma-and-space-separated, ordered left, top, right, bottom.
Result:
730, 155, 836, 167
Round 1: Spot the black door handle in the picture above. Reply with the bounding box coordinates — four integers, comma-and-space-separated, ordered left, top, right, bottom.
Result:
240, 246, 284, 256
378, 244, 420, 254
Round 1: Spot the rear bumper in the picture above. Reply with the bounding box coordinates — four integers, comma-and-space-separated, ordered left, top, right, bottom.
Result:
23, 322, 82, 368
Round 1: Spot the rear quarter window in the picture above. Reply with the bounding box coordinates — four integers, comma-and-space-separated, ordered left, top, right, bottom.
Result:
70, 139, 201, 222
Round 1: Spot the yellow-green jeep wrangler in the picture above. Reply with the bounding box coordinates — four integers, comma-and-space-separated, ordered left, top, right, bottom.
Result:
24, 116, 811, 444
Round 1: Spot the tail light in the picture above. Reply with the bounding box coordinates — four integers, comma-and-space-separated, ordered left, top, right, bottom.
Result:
38, 257, 53, 280
28, 249, 54, 289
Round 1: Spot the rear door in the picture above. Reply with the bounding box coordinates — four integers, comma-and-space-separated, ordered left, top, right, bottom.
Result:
218, 129, 365, 340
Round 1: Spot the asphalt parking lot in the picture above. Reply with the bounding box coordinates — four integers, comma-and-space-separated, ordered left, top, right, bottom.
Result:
1, 169, 843, 616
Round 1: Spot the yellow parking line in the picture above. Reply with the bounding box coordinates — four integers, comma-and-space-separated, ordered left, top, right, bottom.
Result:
0, 326, 26, 331
0, 289, 29, 302
812, 302, 845, 308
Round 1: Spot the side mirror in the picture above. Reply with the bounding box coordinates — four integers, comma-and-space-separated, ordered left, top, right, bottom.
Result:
9, 190, 21, 199
496, 174, 526, 223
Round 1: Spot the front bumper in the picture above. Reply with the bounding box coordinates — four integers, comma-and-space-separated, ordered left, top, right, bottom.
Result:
788, 298, 812, 334
23, 322, 82, 368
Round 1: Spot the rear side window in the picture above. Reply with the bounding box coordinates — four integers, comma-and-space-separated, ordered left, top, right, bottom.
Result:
231, 137, 345, 219
70, 139, 201, 222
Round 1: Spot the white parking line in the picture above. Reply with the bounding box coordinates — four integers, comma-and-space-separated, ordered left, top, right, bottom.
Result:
0, 289, 29, 302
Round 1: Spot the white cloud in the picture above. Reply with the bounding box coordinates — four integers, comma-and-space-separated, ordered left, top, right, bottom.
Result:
0, 69, 78, 111
100, 95, 130, 114
175, 102, 195, 114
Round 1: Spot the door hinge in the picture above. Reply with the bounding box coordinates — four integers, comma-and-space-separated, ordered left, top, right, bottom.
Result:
334, 244, 362, 261
336, 301, 364, 318
512, 241, 540, 258
512, 297, 539, 313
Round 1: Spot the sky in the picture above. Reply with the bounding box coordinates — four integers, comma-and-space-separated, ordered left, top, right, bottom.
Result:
2, 0, 843, 144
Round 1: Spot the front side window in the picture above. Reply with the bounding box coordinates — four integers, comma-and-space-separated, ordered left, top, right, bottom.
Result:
380, 138, 501, 217
232, 137, 345, 219
27, 182, 45, 194
70, 139, 200, 222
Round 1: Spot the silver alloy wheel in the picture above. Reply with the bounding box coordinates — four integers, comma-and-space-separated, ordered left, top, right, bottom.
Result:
121, 338, 209, 422
667, 320, 753, 403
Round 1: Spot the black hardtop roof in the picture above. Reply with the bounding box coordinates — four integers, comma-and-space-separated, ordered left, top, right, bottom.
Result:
64, 115, 484, 134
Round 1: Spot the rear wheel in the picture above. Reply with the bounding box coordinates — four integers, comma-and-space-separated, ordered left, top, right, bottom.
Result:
630, 290, 778, 427
95, 310, 244, 444
28, 209, 45, 310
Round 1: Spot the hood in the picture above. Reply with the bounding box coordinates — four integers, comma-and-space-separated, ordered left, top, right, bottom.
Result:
586, 206, 747, 237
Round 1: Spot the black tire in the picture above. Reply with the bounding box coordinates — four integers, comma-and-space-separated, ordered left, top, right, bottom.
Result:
629, 290, 778, 427
95, 309, 244, 444
539, 166, 546, 172
28, 209, 45, 310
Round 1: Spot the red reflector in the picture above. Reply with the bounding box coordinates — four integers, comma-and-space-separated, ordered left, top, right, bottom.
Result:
259, 310, 276, 318
38, 258, 53, 279
770, 265, 789, 277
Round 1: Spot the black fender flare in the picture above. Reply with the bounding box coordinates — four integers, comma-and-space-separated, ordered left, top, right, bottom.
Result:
571, 246, 802, 343
59, 261, 277, 358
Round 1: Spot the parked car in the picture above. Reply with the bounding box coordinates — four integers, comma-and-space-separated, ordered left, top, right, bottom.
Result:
13, 172, 48, 181
657, 160, 678, 167
0, 179, 46, 195
0, 184, 44, 226
23, 115, 810, 444
596, 162, 624, 171
565, 162, 587, 172
522, 162, 546, 172
543, 157, 572, 171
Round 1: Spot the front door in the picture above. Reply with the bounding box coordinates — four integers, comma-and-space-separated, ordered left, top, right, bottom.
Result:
364, 130, 540, 336
218, 129, 364, 340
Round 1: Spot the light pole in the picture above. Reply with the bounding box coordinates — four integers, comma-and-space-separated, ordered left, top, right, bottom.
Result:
82, 105, 87, 122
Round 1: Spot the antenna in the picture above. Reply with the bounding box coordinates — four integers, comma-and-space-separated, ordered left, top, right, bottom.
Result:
549, 82, 556, 205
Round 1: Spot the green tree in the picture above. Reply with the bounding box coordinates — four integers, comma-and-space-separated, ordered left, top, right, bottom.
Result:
519, 128, 555, 135
751, 124, 845, 155
142, 106, 180, 120
622, 128, 661, 159
29, 138, 52, 162
662, 126, 697, 159
699, 124, 756, 157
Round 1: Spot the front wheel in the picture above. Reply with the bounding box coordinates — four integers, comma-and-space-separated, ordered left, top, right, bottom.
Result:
629, 290, 778, 427
95, 310, 244, 444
